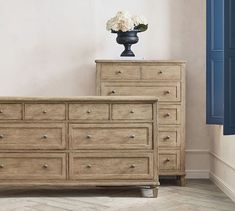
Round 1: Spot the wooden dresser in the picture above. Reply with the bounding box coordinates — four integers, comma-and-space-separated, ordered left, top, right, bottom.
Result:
96, 60, 186, 185
0, 96, 159, 197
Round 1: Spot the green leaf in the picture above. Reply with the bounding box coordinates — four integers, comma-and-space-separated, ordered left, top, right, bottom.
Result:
136, 24, 148, 32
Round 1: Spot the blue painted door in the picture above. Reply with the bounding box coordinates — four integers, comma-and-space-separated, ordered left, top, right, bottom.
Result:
206, 0, 224, 124
224, 0, 235, 135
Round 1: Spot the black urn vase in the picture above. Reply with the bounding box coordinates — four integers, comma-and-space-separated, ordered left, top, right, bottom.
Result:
114, 29, 140, 57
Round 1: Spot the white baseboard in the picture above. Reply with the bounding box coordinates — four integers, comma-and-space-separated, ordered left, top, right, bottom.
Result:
210, 172, 235, 202
186, 170, 210, 179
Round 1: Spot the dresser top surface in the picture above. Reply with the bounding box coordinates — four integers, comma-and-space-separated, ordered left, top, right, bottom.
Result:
95, 59, 187, 64
0, 96, 158, 102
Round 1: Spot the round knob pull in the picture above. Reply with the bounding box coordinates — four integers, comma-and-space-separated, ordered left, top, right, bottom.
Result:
0, 164, 4, 168
130, 110, 134, 114
42, 135, 48, 139
165, 136, 170, 140
166, 158, 170, 162
0, 135, 4, 139
111, 90, 116, 94
130, 135, 135, 139
130, 164, 136, 168
42, 110, 47, 114
0, 110, 3, 114
117, 70, 122, 74
86, 135, 92, 139
165, 113, 170, 117
159, 70, 163, 74
43, 164, 48, 169
86, 110, 92, 114
165, 90, 170, 95
86, 164, 92, 168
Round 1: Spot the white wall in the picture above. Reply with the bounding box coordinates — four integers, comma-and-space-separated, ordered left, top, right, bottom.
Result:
209, 126, 235, 201
0, 0, 209, 178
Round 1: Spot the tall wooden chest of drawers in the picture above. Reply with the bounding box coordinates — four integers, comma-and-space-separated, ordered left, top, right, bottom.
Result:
96, 60, 186, 185
0, 96, 159, 197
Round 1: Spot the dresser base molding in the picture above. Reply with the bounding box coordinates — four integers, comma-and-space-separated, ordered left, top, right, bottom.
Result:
0, 96, 158, 198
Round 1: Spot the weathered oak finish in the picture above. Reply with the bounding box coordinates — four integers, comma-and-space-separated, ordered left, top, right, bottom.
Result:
96, 60, 186, 185
0, 96, 158, 197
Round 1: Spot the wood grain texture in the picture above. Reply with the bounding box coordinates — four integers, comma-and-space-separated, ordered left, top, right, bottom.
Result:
96, 60, 186, 183
0, 96, 158, 197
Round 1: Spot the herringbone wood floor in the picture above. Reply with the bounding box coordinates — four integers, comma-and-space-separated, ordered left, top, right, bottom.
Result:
0, 180, 234, 211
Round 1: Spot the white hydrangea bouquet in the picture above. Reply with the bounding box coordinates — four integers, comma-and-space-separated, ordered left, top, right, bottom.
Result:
106, 11, 148, 57
106, 11, 148, 32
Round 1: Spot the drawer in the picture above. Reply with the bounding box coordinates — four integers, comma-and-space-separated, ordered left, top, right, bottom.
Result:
69, 123, 152, 150
101, 82, 181, 102
25, 104, 66, 120
0, 123, 65, 150
0, 104, 22, 120
159, 150, 180, 171
112, 104, 153, 120
69, 153, 153, 180
159, 104, 181, 125
0, 153, 66, 180
101, 64, 141, 80
69, 104, 109, 120
142, 65, 181, 80
159, 126, 181, 147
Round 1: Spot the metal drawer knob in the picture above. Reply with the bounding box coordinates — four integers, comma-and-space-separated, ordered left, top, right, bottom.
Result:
130, 135, 135, 139
42, 135, 48, 139
165, 113, 170, 117
159, 70, 163, 74
43, 164, 48, 169
86, 135, 92, 139
86, 164, 92, 168
117, 70, 122, 74
0, 135, 4, 139
130, 164, 136, 168
165, 90, 170, 95
164, 136, 170, 140
166, 158, 170, 162
86, 110, 92, 114
0, 164, 4, 168
42, 110, 47, 114
130, 110, 135, 114
0, 110, 3, 114
111, 90, 116, 94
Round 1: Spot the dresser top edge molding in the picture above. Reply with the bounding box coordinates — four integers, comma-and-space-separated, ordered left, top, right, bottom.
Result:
0, 96, 158, 102
95, 60, 187, 63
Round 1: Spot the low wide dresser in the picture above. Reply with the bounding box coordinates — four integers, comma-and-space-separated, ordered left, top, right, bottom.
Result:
0, 96, 158, 197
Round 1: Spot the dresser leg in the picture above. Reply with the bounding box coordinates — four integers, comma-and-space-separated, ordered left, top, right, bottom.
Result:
177, 175, 186, 186
151, 185, 158, 198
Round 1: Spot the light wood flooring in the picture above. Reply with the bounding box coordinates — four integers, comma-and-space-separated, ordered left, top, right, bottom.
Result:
0, 180, 234, 211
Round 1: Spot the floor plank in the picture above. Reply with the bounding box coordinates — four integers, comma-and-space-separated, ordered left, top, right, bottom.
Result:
0, 180, 234, 211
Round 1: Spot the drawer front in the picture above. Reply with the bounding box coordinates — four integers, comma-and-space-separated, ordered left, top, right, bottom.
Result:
0, 153, 66, 180
142, 65, 181, 80
159, 104, 181, 125
69, 123, 152, 150
101, 64, 141, 80
69, 153, 153, 180
69, 104, 109, 120
159, 126, 181, 147
112, 104, 153, 120
159, 150, 180, 171
25, 104, 66, 120
101, 82, 181, 102
0, 104, 22, 120
0, 123, 65, 150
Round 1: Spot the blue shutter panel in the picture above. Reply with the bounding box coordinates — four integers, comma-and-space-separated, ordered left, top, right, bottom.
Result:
224, 0, 235, 135
206, 0, 224, 124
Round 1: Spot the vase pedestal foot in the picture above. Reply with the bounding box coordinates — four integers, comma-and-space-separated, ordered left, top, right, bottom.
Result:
121, 44, 135, 57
